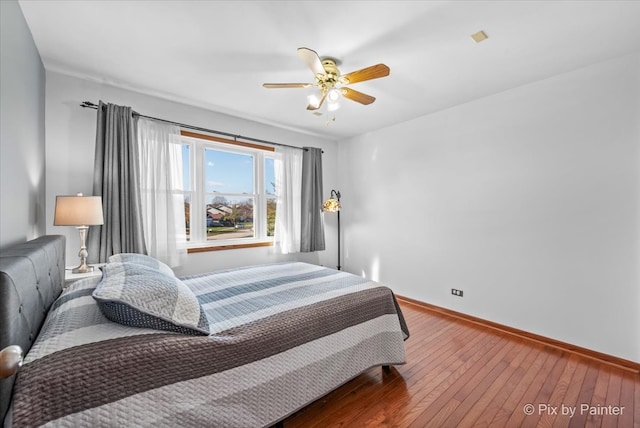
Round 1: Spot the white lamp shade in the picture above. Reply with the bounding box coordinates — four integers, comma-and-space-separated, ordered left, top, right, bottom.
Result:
54, 195, 104, 226
327, 88, 341, 102
307, 93, 321, 109
327, 101, 340, 112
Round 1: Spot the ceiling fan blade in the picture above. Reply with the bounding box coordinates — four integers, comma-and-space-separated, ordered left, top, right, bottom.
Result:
263, 83, 314, 89
342, 87, 376, 105
298, 47, 325, 76
341, 64, 390, 85
307, 92, 327, 110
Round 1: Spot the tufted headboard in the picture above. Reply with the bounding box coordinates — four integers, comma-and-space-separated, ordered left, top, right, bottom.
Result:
0, 235, 65, 422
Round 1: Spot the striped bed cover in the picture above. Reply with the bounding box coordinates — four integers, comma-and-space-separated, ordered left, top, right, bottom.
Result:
10, 262, 409, 427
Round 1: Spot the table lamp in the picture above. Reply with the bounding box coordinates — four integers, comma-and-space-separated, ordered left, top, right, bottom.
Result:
54, 193, 104, 273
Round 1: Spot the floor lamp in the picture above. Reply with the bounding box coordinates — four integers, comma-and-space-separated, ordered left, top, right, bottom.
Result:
323, 190, 341, 270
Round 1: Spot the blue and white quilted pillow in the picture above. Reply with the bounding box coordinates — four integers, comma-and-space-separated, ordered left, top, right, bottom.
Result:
93, 262, 209, 335
108, 253, 175, 277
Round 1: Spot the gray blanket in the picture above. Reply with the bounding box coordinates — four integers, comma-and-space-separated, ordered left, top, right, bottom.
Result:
11, 262, 408, 427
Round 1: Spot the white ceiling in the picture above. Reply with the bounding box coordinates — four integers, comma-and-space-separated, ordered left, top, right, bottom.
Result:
18, 0, 640, 141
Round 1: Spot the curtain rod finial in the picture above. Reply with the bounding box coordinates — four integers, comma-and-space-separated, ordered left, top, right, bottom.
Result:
80, 101, 99, 109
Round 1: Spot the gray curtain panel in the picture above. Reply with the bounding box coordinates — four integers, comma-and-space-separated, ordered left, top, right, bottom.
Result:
300, 147, 325, 252
87, 101, 147, 262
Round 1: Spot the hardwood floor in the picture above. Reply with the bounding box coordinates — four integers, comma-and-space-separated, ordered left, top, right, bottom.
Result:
283, 300, 639, 427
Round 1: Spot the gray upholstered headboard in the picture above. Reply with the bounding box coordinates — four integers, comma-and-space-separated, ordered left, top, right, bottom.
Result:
0, 235, 65, 422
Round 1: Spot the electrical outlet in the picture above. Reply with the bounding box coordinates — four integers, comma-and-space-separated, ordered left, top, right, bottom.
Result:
451, 288, 464, 297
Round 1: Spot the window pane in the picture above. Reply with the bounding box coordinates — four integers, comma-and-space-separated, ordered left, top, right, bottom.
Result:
184, 194, 191, 241
205, 148, 254, 194
205, 196, 254, 240
182, 145, 190, 191
265, 157, 276, 237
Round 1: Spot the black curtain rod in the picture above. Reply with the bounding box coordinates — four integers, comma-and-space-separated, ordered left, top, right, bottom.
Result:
80, 101, 310, 152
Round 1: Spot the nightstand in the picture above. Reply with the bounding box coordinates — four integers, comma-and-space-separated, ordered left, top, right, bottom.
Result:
64, 264, 104, 287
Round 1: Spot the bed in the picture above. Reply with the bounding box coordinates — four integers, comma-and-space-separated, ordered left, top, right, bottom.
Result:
1, 235, 408, 427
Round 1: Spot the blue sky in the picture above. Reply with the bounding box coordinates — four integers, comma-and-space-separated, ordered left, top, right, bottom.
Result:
182, 146, 275, 196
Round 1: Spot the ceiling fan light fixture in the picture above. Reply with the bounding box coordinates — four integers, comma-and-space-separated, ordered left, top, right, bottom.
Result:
327, 88, 341, 103
307, 93, 321, 109
327, 101, 340, 112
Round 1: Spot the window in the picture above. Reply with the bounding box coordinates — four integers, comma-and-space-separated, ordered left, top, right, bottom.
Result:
179, 131, 276, 250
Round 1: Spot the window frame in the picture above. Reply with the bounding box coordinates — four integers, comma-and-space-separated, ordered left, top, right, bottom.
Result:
179, 130, 276, 252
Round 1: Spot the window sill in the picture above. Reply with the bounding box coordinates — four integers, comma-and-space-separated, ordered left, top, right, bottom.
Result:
187, 241, 274, 253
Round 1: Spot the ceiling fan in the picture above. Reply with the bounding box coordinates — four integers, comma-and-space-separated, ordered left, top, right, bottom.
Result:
263, 47, 390, 112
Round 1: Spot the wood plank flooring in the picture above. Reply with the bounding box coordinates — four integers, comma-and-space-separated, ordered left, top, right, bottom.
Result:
283, 300, 639, 427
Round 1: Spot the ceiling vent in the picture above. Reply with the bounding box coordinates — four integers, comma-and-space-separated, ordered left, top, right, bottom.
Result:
471, 30, 488, 43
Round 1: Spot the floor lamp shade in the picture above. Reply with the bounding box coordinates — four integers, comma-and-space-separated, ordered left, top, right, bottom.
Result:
54, 194, 104, 273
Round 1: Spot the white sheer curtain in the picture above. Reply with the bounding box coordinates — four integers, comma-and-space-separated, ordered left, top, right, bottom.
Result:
137, 118, 187, 267
274, 146, 303, 254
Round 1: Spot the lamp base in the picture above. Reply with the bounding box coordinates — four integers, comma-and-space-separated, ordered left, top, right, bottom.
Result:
72, 263, 94, 274
72, 225, 92, 274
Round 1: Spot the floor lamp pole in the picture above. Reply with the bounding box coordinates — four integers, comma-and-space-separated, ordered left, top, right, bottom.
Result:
323, 189, 342, 271
337, 209, 341, 271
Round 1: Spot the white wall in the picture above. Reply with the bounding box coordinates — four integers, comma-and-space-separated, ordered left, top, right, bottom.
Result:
338, 52, 640, 362
44, 71, 338, 275
0, 0, 46, 249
